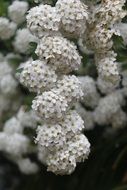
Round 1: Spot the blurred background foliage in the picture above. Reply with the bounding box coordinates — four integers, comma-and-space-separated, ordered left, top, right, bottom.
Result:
0, 0, 127, 190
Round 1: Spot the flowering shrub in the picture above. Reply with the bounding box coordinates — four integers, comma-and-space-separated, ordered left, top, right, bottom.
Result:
0, 0, 127, 189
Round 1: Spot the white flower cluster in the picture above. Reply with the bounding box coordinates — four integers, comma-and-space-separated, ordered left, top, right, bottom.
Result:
0, 107, 39, 174
95, 51, 120, 84
56, 0, 88, 37
20, 59, 57, 93
0, 61, 18, 97
13, 28, 37, 54
93, 90, 126, 128
35, 36, 81, 73
27, 4, 61, 38
27, 0, 88, 38
8, 0, 29, 25
76, 75, 127, 130
78, 76, 100, 109
85, 0, 126, 84
19, 0, 90, 175
0, 17, 17, 40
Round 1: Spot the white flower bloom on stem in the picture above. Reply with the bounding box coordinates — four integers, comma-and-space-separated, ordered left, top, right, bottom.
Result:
56, 0, 88, 37
56, 75, 83, 103
32, 90, 68, 122
47, 134, 90, 175
0, 74, 18, 96
95, 51, 120, 84
36, 124, 65, 148
4, 117, 23, 134
35, 36, 81, 74
78, 76, 100, 108
17, 158, 39, 174
5, 133, 30, 157
85, 24, 114, 52
59, 110, 85, 136
97, 77, 118, 95
27, 4, 61, 38
20, 60, 57, 93
0, 17, 17, 40
75, 103, 94, 130
13, 28, 37, 54
8, 0, 29, 24
94, 0, 126, 25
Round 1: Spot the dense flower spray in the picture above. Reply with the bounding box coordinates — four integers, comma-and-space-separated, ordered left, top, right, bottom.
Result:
19, 0, 91, 175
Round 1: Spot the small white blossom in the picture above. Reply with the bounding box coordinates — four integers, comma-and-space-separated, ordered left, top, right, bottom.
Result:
17, 107, 39, 129
56, 75, 83, 103
35, 36, 81, 74
8, 0, 29, 24
97, 77, 119, 94
4, 133, 30, 157
4, 117, 23, 134
27, 4, 61, 37
78, 76, 100, 108
13, 28, 37, 54
32, 90, 68, 122
47, 134, 90, 175
0, 74, 18, 96
95, 51, 120, 84
20, 60, 57, 93
0, 61, 12, 78
0, 17, 17, 40
56, 0, 88, 37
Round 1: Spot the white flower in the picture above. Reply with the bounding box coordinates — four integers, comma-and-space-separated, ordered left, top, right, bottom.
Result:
59, 110, 85, 136
27, 4, 61, 37
32, 90, 68, 122
20, 60, 57, 93
97, 77, 119, 94
0, 74, 18, 96
5, 133, 30, 157
8, 0, 29, 24
56, 0, 88, 37
0, 61, 12, 78
56, 75, 83, 103
17, 158, 39, 174
0, 17, 17, 40
78, 76, 100, 108
4, 117, 23, 134
35, 36, 81, 73
46, 134, 90, 175
17, 107, 39, 129
36, 124, 65, 149
95, 51, 120, 84
76, 103, 94, 130
93, 91, 124, 125
13, 28, 37, 54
